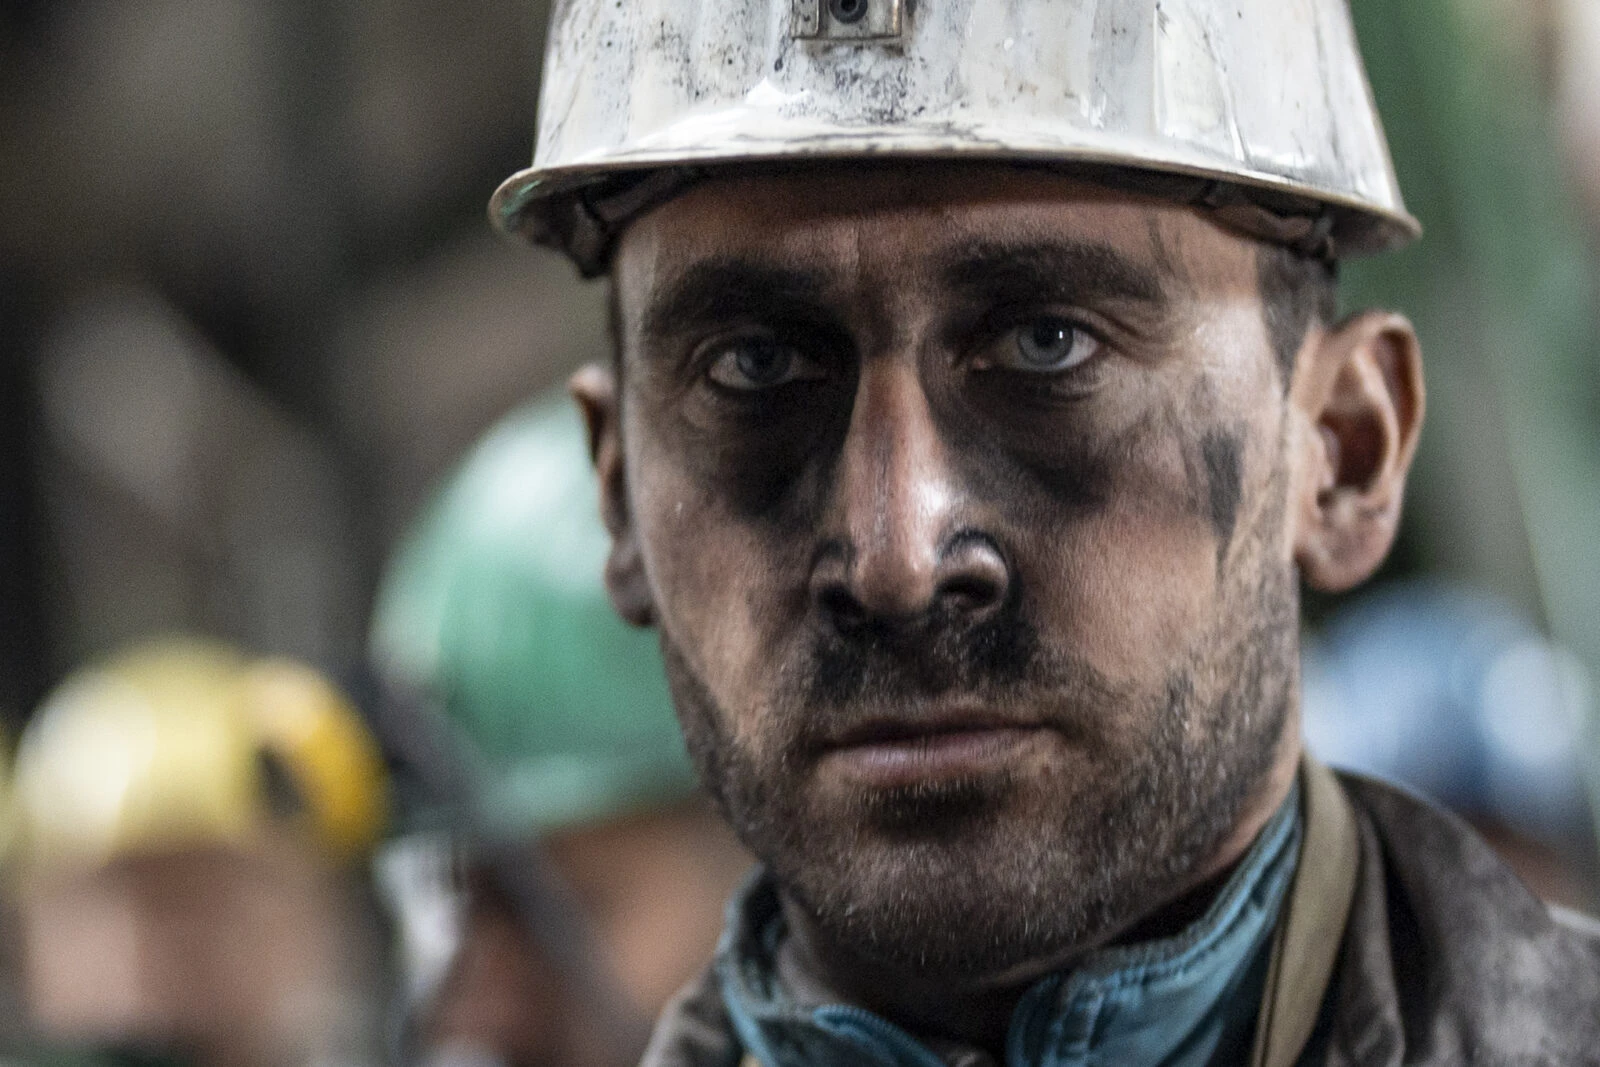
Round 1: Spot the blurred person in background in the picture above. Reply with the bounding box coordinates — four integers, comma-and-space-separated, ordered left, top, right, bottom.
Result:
370, 393, 751, 1067
7, 640, 390, 1067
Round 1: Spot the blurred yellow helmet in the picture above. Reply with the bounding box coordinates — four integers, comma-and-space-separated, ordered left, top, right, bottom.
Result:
13, 639, 388, 869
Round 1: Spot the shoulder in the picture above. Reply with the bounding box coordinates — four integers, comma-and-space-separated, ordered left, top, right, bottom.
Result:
1322, 771, 1600, 1065
1338, 772, 1599, 958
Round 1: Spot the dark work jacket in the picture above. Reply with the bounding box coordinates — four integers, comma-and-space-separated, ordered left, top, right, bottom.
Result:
641, 766, 1600, 1066
1315, 775, 1600, 1064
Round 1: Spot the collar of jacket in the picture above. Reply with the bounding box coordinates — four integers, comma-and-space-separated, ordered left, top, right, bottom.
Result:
715, 784, 1303, 1067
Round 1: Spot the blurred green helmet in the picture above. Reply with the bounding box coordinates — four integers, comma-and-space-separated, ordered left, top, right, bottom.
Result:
371, 391, 696, 839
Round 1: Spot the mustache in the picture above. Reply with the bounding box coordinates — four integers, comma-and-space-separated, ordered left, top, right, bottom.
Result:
802, 590, 1042, 711
793, 599, 1129, 756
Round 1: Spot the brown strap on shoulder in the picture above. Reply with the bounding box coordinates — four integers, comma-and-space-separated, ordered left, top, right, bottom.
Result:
1248, 755, 1361, 1067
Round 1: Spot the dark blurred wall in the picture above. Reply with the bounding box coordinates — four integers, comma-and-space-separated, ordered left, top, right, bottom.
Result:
0, 274, 50, 725
0, 0, 606, 702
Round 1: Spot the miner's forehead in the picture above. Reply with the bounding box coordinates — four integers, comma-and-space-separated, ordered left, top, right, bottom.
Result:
613, 164, 1260, 316
633, 240, 1177, 348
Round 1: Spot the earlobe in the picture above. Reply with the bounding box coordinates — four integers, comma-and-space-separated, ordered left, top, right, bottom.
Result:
570, 364, 657, 627
1291, 312, 1424, 592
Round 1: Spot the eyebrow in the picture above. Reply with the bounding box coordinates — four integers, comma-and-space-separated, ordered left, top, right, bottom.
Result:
640, 258, 834, 341
937, 238, 1168, 308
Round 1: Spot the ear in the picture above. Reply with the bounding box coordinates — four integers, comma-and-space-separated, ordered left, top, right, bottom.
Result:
570, 364, 656, 627
1290, 311, 1424, 592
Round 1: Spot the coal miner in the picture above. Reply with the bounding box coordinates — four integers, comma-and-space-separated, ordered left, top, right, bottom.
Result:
490, 1, 1600, 1063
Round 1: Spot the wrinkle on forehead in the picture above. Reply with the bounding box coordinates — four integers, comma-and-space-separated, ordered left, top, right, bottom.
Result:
615, 166, 1260, 306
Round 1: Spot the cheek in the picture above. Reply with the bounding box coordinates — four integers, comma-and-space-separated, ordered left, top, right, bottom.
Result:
1008, 393, 1280, 684
1033, 502, 1217, 681
627, 439, 809, 740
1011, 407, 1219, 683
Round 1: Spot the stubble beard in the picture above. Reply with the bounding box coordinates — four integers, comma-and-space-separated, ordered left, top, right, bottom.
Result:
659, 545, 1298, 981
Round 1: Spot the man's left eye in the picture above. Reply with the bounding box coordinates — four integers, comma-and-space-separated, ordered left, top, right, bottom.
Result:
979, 317, 1100, 373
705, 338, 826, 391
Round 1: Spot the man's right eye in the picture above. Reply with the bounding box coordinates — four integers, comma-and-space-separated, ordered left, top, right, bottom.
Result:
704, 337, 826, 391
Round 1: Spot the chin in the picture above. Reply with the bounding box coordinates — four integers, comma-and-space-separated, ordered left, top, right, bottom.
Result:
775, 785, 1127, 975
841, 769, 1018, 838
794, 834, 1117, 976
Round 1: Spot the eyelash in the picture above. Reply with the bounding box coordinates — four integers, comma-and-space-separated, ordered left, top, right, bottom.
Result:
979, 304, 1105, 340
962, 307, 1112, 366
689, 325, 841, 391
683, 307, 1116, 386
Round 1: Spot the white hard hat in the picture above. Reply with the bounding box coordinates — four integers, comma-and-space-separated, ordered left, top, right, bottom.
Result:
492, 0, 1418, 274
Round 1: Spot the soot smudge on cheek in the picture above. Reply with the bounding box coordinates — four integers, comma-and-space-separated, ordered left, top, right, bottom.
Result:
670, 393, 853, 528
1200, 429, 1243, 569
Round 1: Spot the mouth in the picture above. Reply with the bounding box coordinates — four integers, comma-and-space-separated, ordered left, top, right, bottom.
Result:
818, 710, 1052, 789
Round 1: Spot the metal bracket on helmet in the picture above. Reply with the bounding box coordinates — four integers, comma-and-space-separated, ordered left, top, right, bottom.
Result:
793, 0, 903, 42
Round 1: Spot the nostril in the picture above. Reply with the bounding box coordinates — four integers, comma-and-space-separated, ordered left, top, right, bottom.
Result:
935, 531, 1009, 614
937, 573, 1004, 612
809, 533, 1007, 629
817, 584, 868, 629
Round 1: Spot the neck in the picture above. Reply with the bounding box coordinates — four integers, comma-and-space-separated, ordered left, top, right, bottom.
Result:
780, 735, 1303, 1056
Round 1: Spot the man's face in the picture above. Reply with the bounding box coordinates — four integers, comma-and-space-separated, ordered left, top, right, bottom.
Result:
602, 166, 1309, 978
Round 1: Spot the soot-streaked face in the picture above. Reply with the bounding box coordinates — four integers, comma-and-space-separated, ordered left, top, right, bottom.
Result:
600, 167, 1307, 980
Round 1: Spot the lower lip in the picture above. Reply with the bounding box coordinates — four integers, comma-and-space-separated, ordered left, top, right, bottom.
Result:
822, 727, 1046, 788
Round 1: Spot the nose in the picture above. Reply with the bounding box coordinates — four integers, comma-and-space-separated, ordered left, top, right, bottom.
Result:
810, 364, 1010, 629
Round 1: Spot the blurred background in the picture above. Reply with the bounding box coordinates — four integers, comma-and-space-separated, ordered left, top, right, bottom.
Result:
3, 0, 1600, 1065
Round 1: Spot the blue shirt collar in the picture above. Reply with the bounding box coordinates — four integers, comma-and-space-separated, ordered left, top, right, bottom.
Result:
716, 785, 1303, 1067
